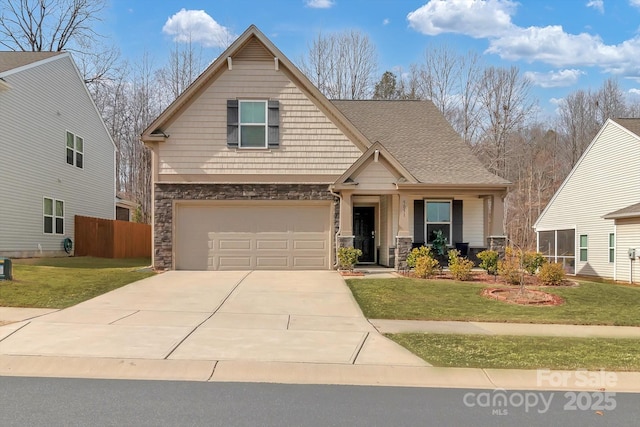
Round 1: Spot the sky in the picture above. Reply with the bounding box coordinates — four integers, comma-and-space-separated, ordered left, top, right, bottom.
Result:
101, 0, 640, 118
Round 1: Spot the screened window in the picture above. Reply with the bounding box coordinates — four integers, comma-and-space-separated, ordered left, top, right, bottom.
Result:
579, 234, 588, 262
44, 198, 64, 234
425, 201, 451, 244
537, 229, 575, 274
239, 101, 267, 148
66, 131, 84, 168
609, 233, 615, 263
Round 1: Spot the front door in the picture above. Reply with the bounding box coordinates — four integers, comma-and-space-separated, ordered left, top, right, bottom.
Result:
354, 206, 375, 263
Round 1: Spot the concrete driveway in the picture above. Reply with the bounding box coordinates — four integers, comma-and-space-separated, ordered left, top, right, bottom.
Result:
0, 271, 426, 367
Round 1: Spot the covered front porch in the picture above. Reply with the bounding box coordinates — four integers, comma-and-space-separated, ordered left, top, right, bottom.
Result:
335, 188, 507, 270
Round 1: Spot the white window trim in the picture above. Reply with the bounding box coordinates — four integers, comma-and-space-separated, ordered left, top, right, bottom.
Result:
424, 199, 452, 245
43, 197, 64, 235
66, 130, 84, 169
238, 100, 268, 149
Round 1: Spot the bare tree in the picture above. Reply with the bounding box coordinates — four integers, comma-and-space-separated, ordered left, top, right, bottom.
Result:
0, 0, 107, 51
299, 29, 377, 99
475, 66, 536, 179
556, 89, 599, 168
156, 39, 206, 102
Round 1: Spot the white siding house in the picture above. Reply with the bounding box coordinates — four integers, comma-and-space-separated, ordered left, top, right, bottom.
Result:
0, 52, 116, 257
534, 118, 640, 281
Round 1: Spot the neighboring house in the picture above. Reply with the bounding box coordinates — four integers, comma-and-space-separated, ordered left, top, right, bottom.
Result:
141, 25, 509, 271
116, 193, 138, 222
0, 52, 116, 258
534, 118, 640, 282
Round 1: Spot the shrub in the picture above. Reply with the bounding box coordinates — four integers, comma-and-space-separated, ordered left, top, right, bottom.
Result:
414, 254, 441, 279
522, 251, 547, 275
498, 247, 523, 286
477, 250, 499, 276
447, 249, 474, 281
538, 262, 566, 285
337, 246, 362, 271
407, 246, 432, 268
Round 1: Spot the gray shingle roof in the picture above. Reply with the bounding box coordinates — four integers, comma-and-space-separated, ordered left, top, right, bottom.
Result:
331, 100, 510, 186
0, 51, 62, 73
603, 202, 640, 219
612, 118, 640, 138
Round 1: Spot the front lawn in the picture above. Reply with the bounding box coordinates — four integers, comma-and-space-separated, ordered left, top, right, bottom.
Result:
346, 278, 640, 326
0, 257, 154, 308
389, 333, 640, 371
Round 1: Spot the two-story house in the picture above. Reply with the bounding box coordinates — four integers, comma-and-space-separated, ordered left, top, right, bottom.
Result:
0, 52, 116, 257
142, 25, 510, 271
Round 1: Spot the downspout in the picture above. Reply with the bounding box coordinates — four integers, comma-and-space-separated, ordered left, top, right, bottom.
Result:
329, 186, 342, 269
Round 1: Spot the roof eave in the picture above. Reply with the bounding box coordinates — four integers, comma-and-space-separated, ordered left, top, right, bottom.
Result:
396, 182, 511, 191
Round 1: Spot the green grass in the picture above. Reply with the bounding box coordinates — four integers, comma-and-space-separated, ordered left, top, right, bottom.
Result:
389, 333, 640, 371
346, 278, 640, 326
0, 257, 154, 308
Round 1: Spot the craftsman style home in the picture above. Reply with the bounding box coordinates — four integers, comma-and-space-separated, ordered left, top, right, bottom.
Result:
142, 25, 509, 271
535, 118, 640, 282
0, 52, 116, 258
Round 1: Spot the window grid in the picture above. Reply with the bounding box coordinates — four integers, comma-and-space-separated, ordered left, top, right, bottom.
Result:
66, 131, 84, 168
239, 100, 267, 148
579, 234, 588, 262
425, 200, 451, 245
609, 233, 615, 263
44, 197, 64, 235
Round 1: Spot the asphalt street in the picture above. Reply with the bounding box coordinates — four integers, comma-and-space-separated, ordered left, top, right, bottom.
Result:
1, 377, 637, 427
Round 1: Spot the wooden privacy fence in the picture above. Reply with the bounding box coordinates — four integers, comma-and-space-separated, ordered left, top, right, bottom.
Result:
74, 215, 151, 258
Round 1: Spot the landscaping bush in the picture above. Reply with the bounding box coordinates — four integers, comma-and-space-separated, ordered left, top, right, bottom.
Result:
477, 250, 499, 277
538, 262, 566, 285
407, 246, 432, 268
498, 247, 524, 286
414, 254, 440, 279
431, 230, 448, 257
522, 251, 547, 275
338, 246, 362, 272
447, 249, 474, 281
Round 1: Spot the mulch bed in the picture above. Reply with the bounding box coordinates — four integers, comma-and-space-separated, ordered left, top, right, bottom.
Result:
481, 287, 564, 306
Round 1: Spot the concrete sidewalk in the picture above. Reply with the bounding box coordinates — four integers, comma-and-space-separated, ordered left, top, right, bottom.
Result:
371, 319, 640, 338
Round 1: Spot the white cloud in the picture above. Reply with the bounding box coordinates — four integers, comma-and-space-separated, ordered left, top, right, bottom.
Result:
407, 0, 640, 77
383, 18, 390, 26
306, 0, 334, 8
586, 0, 604, 13
549, 97, 564, 106
407, 0, 517, 38
629, 88, 640, 96
162, 9, 235, 48
524, 69, 585, 88
630, 0, 640, 8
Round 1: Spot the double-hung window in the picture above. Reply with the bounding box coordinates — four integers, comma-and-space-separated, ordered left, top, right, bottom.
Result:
609, 233, 615, 263
579, 234, 588, 262
66, 131, 84, 168
44, 198, 64, 234
425, 200, 451, 244
240, 101, 268, 148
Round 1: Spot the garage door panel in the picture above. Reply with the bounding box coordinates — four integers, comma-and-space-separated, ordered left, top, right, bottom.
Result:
176, 203, 330, 270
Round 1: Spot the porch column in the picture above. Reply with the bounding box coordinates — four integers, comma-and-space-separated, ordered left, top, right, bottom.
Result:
490, 193, 505, 236
395, 193, 412, 271
339, 190, 354, 248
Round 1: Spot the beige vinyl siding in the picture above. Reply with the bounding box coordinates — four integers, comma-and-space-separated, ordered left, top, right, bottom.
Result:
159, 58, 362, 178
0, 55, 115, 256
614, 219, 640, 283
351, 159, 400, 190
535, 121, 640, 278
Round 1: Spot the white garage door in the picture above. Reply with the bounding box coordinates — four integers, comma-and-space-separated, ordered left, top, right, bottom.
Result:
175, 202, 332, 270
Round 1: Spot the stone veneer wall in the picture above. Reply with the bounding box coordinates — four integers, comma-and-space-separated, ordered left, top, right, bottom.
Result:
154, 183, 339, 270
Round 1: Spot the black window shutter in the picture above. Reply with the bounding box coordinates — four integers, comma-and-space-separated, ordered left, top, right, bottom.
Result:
413, 200, 425, 245
227, 100, 238, 148
452, 200, 463, 244
268, 100, 279, 148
